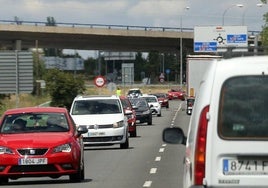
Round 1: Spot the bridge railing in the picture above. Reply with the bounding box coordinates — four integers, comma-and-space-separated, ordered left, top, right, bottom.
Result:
0, 19, 261, 35
0, 19, 194, 32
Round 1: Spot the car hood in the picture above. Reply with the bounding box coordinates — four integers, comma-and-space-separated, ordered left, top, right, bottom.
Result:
135, 106, 149, 112
71, 114, 124, 125
0, 132, 73, 148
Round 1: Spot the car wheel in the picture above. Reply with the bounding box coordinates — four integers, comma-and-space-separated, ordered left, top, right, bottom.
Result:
0, 177, 8, 185
157, 112, 161, 117
69, 159, 84, 182
147, 118, 152, 125
120, 136, 129, 149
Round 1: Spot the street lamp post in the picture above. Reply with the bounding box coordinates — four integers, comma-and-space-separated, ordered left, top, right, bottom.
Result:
222, 4, 243, 25
179, 6, 190, 86
242, 3, 263, 25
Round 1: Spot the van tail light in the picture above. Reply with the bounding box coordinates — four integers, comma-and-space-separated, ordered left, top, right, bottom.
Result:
194, 105, 209, 185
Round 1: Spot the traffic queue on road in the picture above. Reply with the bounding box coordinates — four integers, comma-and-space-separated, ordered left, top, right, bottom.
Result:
0, 86, 186, 185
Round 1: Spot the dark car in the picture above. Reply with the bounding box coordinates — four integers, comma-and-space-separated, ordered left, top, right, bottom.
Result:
120, 96, 137, 137
151, 93, 169, 108
129, 98, 152, 125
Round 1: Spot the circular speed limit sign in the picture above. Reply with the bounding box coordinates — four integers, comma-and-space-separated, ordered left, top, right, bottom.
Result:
94, 76, 106, 87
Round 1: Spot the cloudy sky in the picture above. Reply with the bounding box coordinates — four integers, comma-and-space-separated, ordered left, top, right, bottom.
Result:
0, 0, 267, 58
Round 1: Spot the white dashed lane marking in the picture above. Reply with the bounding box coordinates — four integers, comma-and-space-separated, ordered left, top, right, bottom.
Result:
159, 148, 165, 152
155, 156, 161, 161
142, 104, 181, 187
143, 181, 152, 187
150, 168, 157, 174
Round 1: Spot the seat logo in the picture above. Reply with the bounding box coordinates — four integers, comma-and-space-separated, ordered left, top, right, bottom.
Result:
30, 149, 36, 155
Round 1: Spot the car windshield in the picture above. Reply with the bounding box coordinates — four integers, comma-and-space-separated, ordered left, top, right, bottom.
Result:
128, 90, 141, 95
153, 93, 166, 98
0, 112, 69, 134
219, 76, 268, 139
129, 99, 148, 107
71, 99, 122, 115
143, 97, 157, 103
121, 99, 132, 109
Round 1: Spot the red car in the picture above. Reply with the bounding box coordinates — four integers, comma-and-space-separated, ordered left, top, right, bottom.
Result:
120, 96, 137, 137
167, 89, 186, 100
151, 93, 169, 108
0, 107, 88, 184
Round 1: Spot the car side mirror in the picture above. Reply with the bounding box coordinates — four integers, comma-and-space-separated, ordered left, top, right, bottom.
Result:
132, 106, 138, 110
77, 126, 88, 136
162, 127, 186, 145
124, 109, 133, 115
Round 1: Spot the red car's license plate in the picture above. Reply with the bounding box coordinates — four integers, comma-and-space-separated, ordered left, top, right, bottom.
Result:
18, 158, 48, 165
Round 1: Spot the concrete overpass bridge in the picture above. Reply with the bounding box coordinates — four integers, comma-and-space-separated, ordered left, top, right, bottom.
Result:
0, 20, 194, 53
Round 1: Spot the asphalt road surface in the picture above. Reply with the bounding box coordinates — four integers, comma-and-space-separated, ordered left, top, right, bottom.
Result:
4, 100, 190, 188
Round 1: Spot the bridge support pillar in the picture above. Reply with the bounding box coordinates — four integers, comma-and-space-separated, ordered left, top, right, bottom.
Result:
13, 40, 22, 50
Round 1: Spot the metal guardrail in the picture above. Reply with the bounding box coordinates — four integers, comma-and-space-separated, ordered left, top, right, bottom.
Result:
0, 19, 192, 32
0, 19, 261, 36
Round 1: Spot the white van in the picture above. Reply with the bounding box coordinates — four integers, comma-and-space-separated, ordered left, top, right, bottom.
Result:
70, 95, 129, 149
163, 56, 268, 187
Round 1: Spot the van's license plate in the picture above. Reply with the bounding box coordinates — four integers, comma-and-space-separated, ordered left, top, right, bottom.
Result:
223, 159, 268, 175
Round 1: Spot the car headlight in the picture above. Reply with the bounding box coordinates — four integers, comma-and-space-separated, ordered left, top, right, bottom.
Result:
53, 143, 72, 153
113, 120, 124, 128
0, 146, 13, 154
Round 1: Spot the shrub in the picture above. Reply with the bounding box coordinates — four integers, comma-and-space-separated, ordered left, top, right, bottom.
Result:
44, 69, 85, 110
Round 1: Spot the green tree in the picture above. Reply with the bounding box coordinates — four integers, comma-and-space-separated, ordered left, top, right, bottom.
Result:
261, 0, 268, 54
44, 17, 62, 56
46, 16, 57, 26
133, 52, 146, 81
147, 51, 161, 83
44, 69, 85, 110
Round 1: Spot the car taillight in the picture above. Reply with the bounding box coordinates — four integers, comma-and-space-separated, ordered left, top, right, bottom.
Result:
194, 105, 209, 185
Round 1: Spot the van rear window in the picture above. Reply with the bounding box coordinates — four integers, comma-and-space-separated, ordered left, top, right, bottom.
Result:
219, 76, 268, 139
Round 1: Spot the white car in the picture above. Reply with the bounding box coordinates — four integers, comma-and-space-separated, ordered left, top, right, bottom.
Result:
163, 56, 268, 188
70, 95, 129, 149
127, 88, 142, 98
139, 94, 161, 117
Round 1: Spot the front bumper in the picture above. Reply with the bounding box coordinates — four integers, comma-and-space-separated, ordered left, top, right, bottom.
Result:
82, 127, 128, 145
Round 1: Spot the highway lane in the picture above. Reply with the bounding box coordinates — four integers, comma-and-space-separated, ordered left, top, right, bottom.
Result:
3, 100, 190, 188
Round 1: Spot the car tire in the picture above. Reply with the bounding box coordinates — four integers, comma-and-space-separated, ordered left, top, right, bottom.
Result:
147, 118, 152, 125
69, 159, 84, 182
120, 136, 129, 149
157, 112, 161, 117
0, 177, 8, 185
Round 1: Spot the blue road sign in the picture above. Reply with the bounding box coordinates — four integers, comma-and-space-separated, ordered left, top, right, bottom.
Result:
165, 68, 170, 74
194, 42, 217, 52
227, 34, 247, 44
